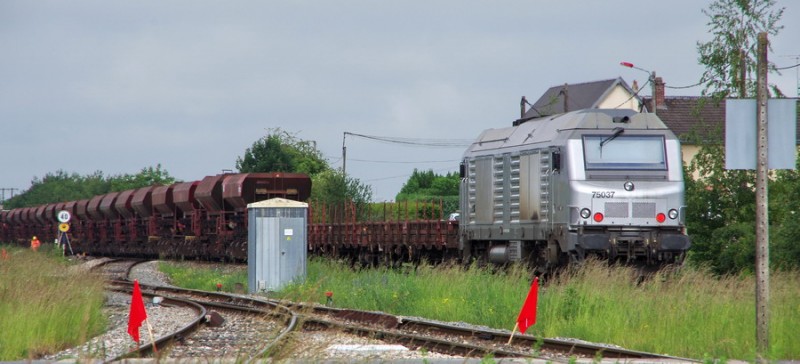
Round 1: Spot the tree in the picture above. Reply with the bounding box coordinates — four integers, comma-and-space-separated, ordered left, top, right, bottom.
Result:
310, 169, 373, 212
684, 0, 790, 274
397, 169, 459, 198
4, 165, 177, 208
108, 164, 176, 191
684, 128, 800, 273
236, 129, 329, 176
696, 0, 785, 100
396, 169, 460, 214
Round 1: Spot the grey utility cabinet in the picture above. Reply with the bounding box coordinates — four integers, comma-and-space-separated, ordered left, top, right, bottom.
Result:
247, 198, 308, 293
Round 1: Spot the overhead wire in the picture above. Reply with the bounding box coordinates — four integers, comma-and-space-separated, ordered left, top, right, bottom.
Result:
776, 62, 800, 70
348, 158, 458, 164
613, 78, 651, 109
665, 79, 706, 89
364, 167, 458, 182
344, 132, 472, 148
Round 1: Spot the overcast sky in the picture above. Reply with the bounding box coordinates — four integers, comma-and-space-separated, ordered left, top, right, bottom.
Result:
1, 1, 798, 202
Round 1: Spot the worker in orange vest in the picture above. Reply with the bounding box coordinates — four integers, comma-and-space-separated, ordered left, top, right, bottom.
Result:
31, 236, 41, 252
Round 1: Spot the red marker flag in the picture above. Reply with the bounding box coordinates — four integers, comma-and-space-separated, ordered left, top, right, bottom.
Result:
515, 277, 539, 334
127, 280, 148, 343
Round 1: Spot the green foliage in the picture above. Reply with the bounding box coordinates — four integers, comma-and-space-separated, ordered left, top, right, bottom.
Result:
236, 128, 329, 176
684, 125, 800, 273
397, 169, 459, 197
685, 138, 800, 273
4, 164, 176, 208
366, 201, 448, 221
396, 169, 459, 214
689, 0, 792, 273
311, 169, 373, 208
311, 200, 450, 224
107, 165, 176, 192
0, 245, 107, 360
697, 0, 785, 100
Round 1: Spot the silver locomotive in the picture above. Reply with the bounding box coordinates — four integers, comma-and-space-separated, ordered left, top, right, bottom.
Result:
459, 109, 689, 268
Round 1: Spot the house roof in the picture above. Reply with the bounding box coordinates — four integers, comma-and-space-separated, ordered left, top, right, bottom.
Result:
642, 96, 800, 144
642, 96, 726, 143
522, 78, 638, 119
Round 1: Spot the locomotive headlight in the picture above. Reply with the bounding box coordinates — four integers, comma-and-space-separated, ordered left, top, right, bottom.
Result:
580, 208, 591, 219
624, 181, 634, 191
668, 209, 679, 220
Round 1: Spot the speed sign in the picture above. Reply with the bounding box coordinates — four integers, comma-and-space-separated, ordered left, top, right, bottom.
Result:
57, 210, 72, 223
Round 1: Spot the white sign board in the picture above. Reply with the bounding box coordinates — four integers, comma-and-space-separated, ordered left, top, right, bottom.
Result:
57, 210, 72, 223
726, 99, 797, 170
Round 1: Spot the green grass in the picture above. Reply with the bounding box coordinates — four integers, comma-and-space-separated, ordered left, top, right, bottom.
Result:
0, 244, 107, 361
161, 257, 799, 360
158, 260, 248, 293
3, 239, 795, 361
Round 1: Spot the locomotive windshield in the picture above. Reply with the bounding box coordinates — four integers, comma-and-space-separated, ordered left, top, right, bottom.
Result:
583, 135, 666, 170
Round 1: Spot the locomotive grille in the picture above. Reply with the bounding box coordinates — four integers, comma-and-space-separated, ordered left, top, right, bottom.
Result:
632, 202, 656, 218
604, 202, 629, 218
603, 202, 658, 219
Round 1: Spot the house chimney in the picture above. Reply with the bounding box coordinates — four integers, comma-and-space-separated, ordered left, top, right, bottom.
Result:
520, 96, 527, 118
654, 76, 665, 109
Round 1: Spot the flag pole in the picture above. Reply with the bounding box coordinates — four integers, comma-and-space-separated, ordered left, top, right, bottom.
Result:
144, 318, 158, 354
507, 322, 519, 345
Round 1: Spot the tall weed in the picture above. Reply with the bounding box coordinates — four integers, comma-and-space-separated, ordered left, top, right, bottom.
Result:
0, 245, 106, 360
160, 256, 800, 360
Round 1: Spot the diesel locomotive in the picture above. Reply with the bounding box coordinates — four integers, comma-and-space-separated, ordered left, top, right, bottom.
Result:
459, 108, 690, 268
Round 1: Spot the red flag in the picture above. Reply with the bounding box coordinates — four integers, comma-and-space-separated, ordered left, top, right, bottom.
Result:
127, 280, 148, 343
515, 277, 539, 334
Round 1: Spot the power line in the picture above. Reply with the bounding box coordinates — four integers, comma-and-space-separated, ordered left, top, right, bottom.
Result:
613, 78, 651, 110
364, 167, 458, 182
665, 79, 705, 89
349, 158, 458, 164
344, 132, 472, 148
776, 62, 800, 70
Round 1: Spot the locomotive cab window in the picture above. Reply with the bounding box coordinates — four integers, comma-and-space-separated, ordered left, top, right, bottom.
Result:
582, 135, 666, 170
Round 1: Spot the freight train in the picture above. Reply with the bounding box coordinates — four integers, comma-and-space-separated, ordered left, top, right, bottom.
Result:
0, 173, 312, 260
0, 109, 690, 268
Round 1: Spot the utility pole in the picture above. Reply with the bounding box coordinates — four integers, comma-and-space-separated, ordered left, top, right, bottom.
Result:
342, 132, 349, 177
0, 188, 19, 204
755, 32, 770, 362
619, 61, 656, 116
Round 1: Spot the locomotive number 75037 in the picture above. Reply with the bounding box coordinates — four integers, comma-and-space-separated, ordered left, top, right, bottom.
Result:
591, 191, 615, 198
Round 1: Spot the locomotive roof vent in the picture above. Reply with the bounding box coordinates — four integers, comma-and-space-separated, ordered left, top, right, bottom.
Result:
612, 116, 630, 123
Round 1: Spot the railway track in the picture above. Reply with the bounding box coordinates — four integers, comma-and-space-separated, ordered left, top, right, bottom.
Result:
90, 260, 698, 363
91, 258, 143, 281
107, 280, 296, 361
